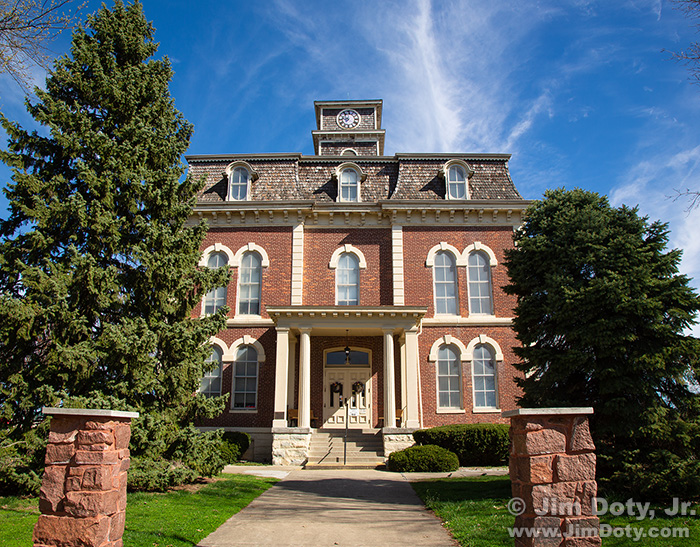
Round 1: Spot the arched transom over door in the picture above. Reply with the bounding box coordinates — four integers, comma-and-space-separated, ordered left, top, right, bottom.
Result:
323, 349, 372, 429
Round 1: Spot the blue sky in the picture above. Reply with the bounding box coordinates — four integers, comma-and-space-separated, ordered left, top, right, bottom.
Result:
1, 0, 700, 332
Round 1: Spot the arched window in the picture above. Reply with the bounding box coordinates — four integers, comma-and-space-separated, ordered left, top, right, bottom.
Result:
200, 345, 223, 398
433, 251, 459, 315
233, 345, 259, 409
447, 165, 467, 200
472, 344, 498, 409
238, 251, 262, 315
437, 344, 462, 409
203, 251, 228, 315
339, 168, 359, 202
468, 251, 493, 314
229, 166, 249, 201
336, 253, 360, 305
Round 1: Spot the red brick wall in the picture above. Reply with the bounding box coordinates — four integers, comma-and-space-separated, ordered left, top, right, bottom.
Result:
303, 228, 393, 306
402, 225, 516, 317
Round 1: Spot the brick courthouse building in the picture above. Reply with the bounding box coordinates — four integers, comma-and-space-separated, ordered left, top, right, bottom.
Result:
189, 100, 529, 464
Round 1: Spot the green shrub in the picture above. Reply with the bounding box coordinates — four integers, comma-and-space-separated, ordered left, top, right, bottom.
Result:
127, 457, 199, 491
220, 431, 251, 463
413, 423, 510, 466
387, 445, 459, 472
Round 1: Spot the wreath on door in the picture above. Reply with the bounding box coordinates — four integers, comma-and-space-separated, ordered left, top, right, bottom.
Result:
330, 381, 343, 394
352, 381, 365, 395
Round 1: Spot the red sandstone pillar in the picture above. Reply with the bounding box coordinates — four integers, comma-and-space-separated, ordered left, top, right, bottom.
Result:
503, 408, 600, 547
33, 408, 139, 547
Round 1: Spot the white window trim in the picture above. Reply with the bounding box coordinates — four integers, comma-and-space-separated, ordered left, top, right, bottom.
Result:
199, 245, 233, 317
329, 244, 368, 269
431, 249, 460, 317
231, 244, 269, 318
463, 241, 498, 266
443, 159, 473, 200
426, 242, 467, 267
428, 335, 468, 362
466, 335, 502, 412
232, 243, 270, 268
434, 344, 463, 411
466, 246, 495, 316
199, 243, 235, 267
229, 335, 266, 412
225, 161, 257, 202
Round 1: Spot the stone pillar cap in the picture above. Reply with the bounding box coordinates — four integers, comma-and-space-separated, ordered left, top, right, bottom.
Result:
502, 407, 593, 418
42, 407, 140, 419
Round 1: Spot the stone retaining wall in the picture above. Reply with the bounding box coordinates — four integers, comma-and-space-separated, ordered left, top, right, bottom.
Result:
382, 428, 415, 456
503, 408, 600, 547
33, 408, 138, 547
271, 428, 311, 465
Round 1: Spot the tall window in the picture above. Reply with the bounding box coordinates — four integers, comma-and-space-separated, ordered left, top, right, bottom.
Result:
337, 253, 359, 305
433, 251, 459, 315
472, 344, 497, 408
200, 346, 223, 398
203, 251, 228, 314
233, 345, 258, 409
437, 345, 461, 409
229, 166, 249, 201
468, 251, 492, 314
339, 168, 359, 202
238, 252, 262, 315
447, 165, 467, 200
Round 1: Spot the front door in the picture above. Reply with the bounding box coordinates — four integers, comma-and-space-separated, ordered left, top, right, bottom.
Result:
323, 367, 372, 429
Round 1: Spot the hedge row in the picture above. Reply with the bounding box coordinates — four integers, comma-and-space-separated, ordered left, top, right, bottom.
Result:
387, 445, 459, 472
413, 423, 509, 466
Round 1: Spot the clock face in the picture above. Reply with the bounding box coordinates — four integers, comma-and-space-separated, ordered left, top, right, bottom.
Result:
337, 109, 360, 129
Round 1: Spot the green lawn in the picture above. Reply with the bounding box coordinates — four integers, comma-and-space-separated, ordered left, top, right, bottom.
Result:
0, 473, 277, 547
412, 476, 700, 547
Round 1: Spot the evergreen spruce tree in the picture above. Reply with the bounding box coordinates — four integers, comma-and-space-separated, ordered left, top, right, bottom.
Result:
0, 1, 230, 493
504, 188, 700, 499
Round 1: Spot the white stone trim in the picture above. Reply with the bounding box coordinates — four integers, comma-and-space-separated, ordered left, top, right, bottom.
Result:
427, 335, 469, 362
465, 334, 504, 361
291, 223, 304, 306
229, 335, 267, 362
425, 242, 467, 267
421, 316, 513, 326
199, 243, 235, 267
392, 226, 404, 305
209, 336, 228, 359
329, 244, 367, 269
463, 241, 498, 266
232, 243, 270, 268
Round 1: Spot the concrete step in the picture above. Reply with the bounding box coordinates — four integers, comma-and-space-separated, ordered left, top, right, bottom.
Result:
306, 429, 385, 467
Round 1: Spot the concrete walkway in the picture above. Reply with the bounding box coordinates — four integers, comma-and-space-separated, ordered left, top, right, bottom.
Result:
198, 468, 466, 547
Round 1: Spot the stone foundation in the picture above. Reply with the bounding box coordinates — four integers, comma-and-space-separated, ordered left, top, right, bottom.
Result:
503, 408, 600, 547
33, 407, 138, 547
271, 428, 311, 465
382, 428, 416, 456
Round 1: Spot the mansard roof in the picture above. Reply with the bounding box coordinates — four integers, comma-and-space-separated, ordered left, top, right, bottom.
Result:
187, 153, 522, 203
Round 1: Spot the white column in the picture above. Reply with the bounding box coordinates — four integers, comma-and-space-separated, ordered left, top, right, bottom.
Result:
287, 334, 298, 412
404, 327, 421, 428
399, 334, 407, 427
272, 328, 290, 428
383, 328, 396, 427
298, 328, 312, 429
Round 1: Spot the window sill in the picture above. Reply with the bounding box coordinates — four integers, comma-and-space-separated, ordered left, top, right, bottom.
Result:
227, 317, 274, 327
436, 408, 465, 414
422, 316, 513, 326
229, 409, 258, 414
472, 408, 501, 414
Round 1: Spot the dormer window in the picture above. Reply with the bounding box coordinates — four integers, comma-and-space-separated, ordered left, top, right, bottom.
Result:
443, 160, 473, 200
335, 162, 365, 203
225, 161, 257, 201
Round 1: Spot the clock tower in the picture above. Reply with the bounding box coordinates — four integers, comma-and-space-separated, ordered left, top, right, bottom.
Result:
312, 100, 386, 156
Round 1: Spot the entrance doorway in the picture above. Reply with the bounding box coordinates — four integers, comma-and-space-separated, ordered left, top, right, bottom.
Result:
323, 349, 372, 429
